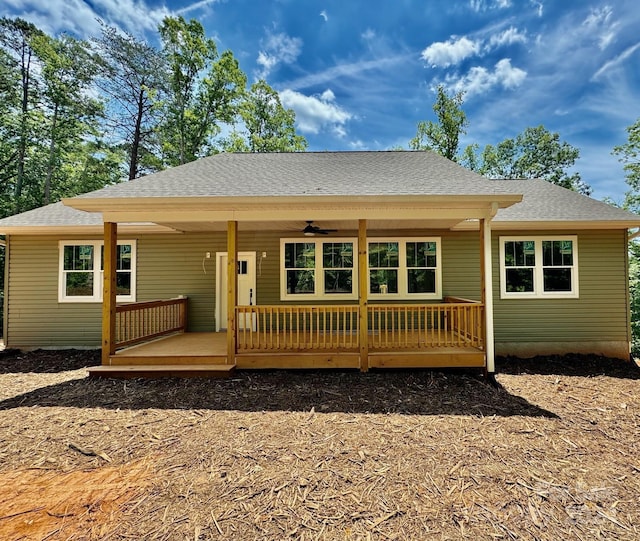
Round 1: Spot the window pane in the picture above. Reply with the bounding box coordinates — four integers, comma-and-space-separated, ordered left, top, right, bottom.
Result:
64, 245, 93, 271
285, 243, 315, 269
504, 240, 535, 267
286, 269, 315, 294
324, 270, 352, 294
543, 240, 573, 266
369, 242, 399, 268
505, 268, 534, 293
118, 244, 132, 270
65, 272, 93, 296
543, 268, 572, 292
323, 243, 353, 269
116, 272, 131, 295
408, 269, 436, 293
369, 269, 398, 294
406, 242, 436, 268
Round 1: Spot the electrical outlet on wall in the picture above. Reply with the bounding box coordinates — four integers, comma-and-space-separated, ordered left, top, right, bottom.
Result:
205, 252, 211, 259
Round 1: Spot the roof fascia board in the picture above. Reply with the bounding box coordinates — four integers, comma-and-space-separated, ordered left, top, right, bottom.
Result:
0, 224, 181, 236
63, 194, 523, 213
491, 220, 640, 230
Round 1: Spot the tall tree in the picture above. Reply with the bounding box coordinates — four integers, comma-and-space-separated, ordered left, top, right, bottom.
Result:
467, 125, 590, 195
93, 23, 167, 180
0, 17, 44, 212
158, 16, 246, 165
613, 118, 640, 355
410, 85, 467, 161
224, 80, 307, 153
613, 118, 640, 210
32, 33, 104, 205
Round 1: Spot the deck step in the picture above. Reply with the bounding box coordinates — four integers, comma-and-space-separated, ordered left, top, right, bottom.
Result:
88, 364, 236, 379
109, 355, 228, 366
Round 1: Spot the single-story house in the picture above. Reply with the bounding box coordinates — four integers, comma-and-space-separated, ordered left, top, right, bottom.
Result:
0, 151, 638, 376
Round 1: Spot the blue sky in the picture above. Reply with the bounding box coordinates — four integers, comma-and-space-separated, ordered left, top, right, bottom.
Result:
3, 0, 640, 201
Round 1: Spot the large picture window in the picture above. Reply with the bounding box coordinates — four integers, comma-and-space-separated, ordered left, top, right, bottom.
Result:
499, 236, 578, 298
280, 237, 441, 300
59, 240, 136, 302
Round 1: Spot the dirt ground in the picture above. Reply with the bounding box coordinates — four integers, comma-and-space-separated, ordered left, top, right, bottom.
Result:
0, 349, 638, 540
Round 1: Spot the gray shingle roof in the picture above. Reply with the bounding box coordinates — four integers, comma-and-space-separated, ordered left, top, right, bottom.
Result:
0, 151, 637, 230
74, 150, 516, 198
491, 179, 640, 223
0, 201, 102, 227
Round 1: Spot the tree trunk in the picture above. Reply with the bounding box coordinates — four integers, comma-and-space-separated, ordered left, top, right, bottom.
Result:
44, 103, 59, 205
128, 89, 144, 180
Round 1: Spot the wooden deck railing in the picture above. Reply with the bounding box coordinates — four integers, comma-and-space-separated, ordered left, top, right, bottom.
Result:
236, 301, 483, 352
116, 297, 188, 348
236, 305, 359, 351
368, 301, 484, 350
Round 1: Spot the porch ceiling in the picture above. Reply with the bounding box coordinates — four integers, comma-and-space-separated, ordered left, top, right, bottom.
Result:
155, 218, 471, 233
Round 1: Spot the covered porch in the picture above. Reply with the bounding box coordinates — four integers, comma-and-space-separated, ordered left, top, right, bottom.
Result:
72, 192, 518, 378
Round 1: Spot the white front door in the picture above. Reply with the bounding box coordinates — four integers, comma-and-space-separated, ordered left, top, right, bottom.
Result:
216, 252, 257, 331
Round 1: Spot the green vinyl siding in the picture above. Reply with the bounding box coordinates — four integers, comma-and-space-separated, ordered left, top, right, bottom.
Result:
492, 230, 630, 343
4, 228, 631, 350
7, 235, 102, 347
136, 234, 224, 332
441, 232, 481, 299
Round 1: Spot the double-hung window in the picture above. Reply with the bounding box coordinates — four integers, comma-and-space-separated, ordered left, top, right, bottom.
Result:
59, 240, 136, 302
280, 237, 441, 300
368, 238, 441, 299
281, 239, 356, 300
499, 236, 578, 298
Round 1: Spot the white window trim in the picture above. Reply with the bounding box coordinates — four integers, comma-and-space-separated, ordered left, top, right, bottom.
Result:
280, 238, 358, 301
58, 240, 137, 303
368, 237, 442, 301
279, 236, 443, 301
499, 236, 579, 299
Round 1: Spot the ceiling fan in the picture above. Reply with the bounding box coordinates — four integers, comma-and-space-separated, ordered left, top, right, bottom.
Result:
302, 221, 337, 236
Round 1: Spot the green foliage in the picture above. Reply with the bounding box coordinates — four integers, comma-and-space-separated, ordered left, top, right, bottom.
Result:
613, 118, 640, 194
410, 85, 467, 161
613, 117, 640, 356
467, 125, 590, 195
158, 16, 246, 165
224, 80, 307, 153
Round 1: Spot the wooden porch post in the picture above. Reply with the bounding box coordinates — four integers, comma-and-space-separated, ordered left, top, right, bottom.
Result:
481, 215, 496, 373
358, 219, 369, 372
102, 221, 117, 366
226, 220, 238, 365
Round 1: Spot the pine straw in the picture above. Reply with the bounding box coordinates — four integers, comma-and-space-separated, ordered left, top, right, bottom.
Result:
0, 350, 639, 540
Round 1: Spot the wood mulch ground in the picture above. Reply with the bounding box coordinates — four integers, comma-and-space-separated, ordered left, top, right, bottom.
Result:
0, 349, 638, 540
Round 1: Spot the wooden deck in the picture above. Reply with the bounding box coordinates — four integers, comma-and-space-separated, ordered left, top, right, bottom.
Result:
88, 331, 485, 377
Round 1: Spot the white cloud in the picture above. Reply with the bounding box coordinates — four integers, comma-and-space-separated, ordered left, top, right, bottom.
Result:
256, 31, 303, 79
279, 89, 352, 137
176, 0, 220, 16
583, 6, 618, 50
2, 0, 171, 37
361, 28, 376, 41
320, 10, 328, 22
530, 1, 544, 17
469, 0, 511, 12
487, 27, 527, 49
592, 42, 640, 80
421, 36, 480, 68
445, 58, 526, 97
